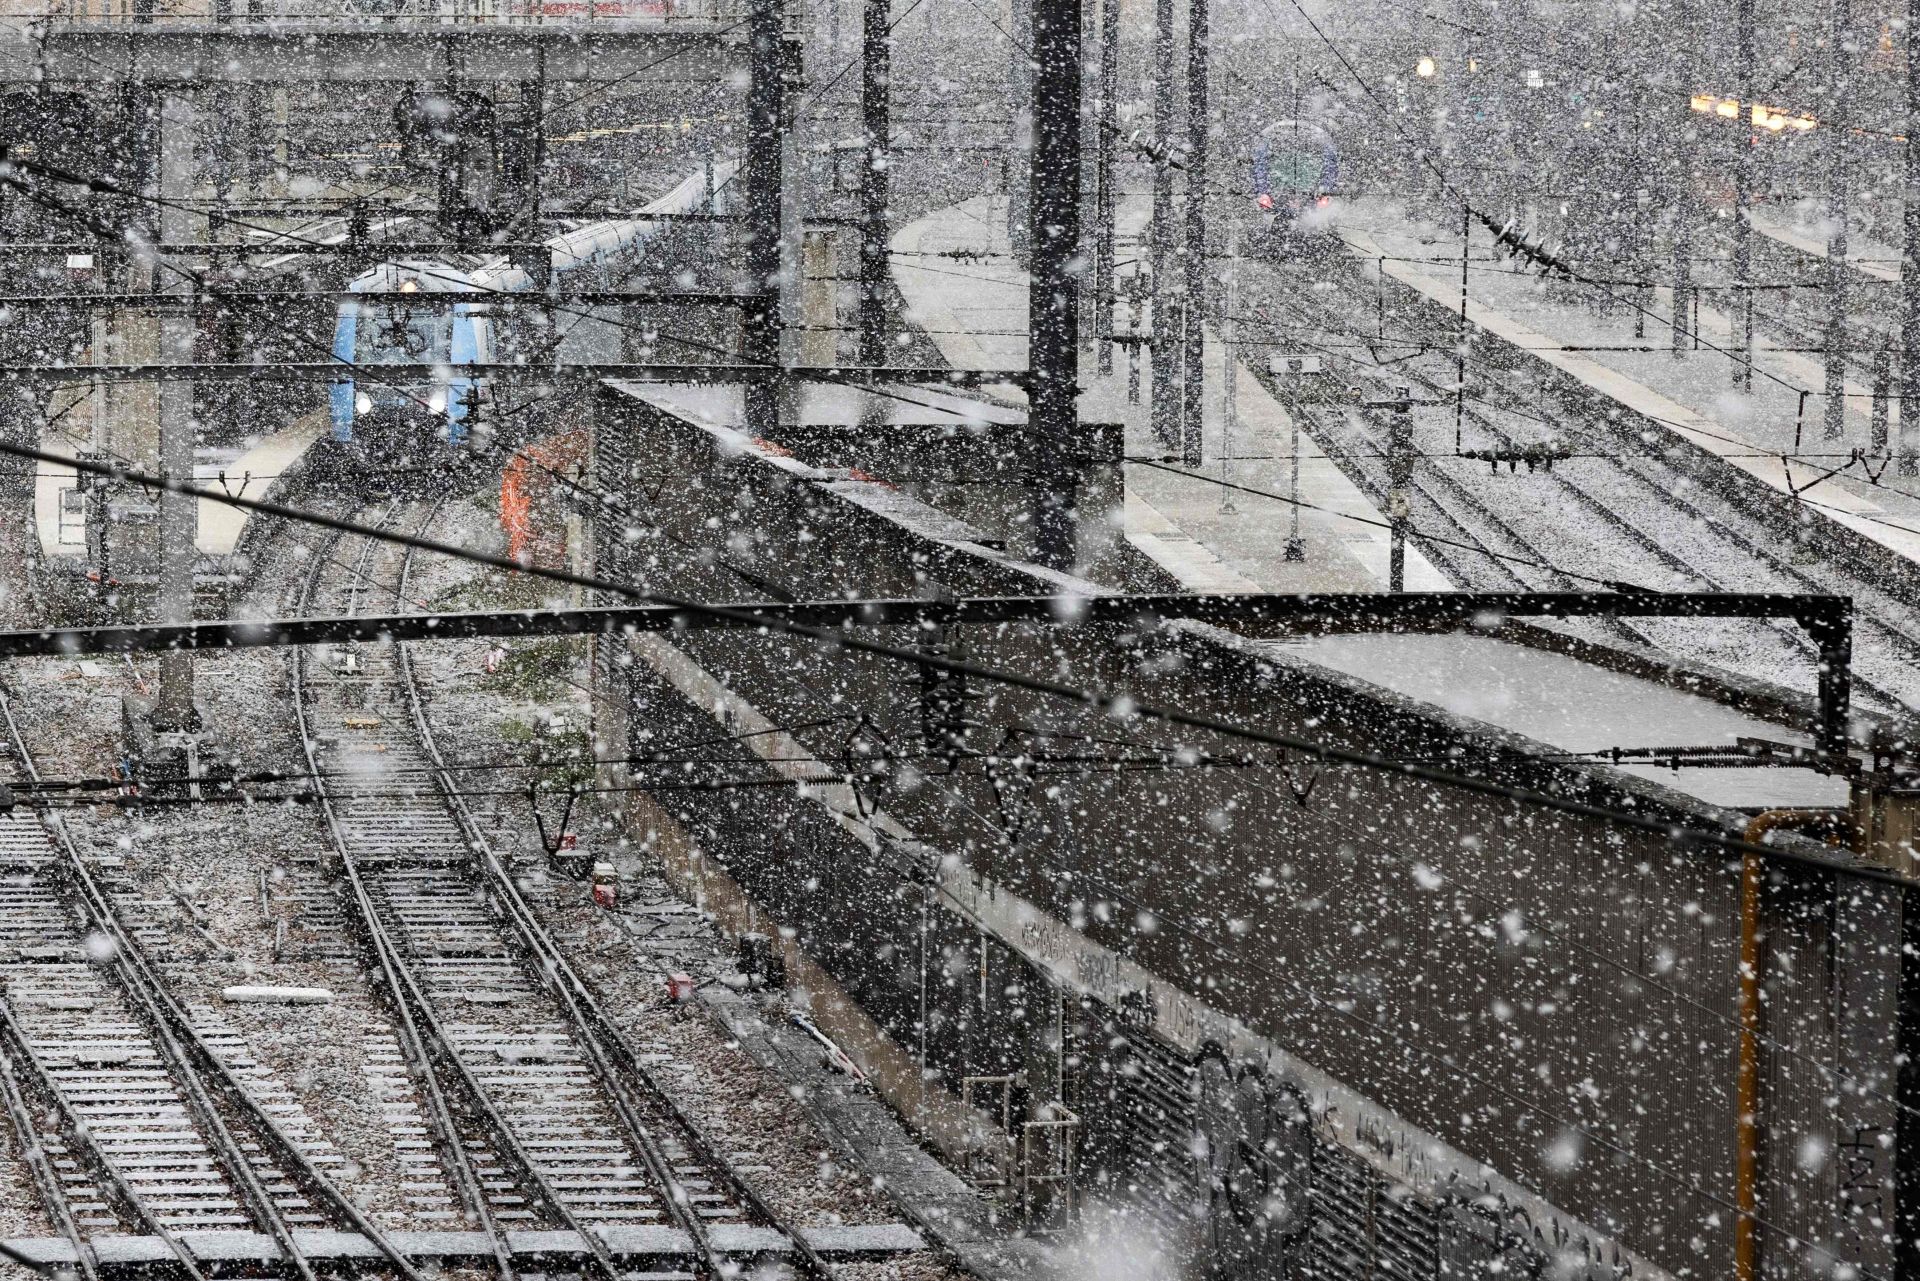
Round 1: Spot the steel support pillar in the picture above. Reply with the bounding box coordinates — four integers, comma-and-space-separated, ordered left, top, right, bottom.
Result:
523, 65, 547, 236
0, 383, 32, 509
801, 231, 839, 365
858, 0, 891, 366
1179, 0, 1207, 468
779, 125, 804, 371
153, 91, 198, 732
1902, 0, 1920, 465
742, 0, 789, 435
1147, 0, 1178, 451
1822, 0, 1852, 440
1027, 0, 1082, 573
1897, 887, 1920, 1281
1802, 600, 1853, 765
270, 86, 291, 196
1007, 0, 1034, 259
1670, 0, 1694, 358
1092, 0, 1119, 378
100, 87, 159, 476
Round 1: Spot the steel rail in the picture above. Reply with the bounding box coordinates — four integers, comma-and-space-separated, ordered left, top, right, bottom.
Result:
0, 685, 431, 1281
0, 1008, 107, 1281
403, 650, 733, 1275
0, 722, 204, 1281
371, 514, 644, 1281
1297, 345, 1765, 658
0, 996, 225, 1281
1293, 255, 1918, 701
286, 512, 522, 1281
0, 687, 320, 1281
290, 505, 632, 1281
390, 577, 838, 1279
1233, 251, 1903, 719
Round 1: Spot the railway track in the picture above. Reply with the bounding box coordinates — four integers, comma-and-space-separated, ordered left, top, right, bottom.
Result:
0, 689, 427, 1281
1731, 218, 1900, 386
290, 498, 835, 1280
1239, 248, 1920, 717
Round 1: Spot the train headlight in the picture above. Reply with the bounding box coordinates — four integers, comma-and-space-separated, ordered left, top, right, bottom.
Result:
354, 392, 372, 415
1416, 56, 1436, 78
429, 389, 448, 413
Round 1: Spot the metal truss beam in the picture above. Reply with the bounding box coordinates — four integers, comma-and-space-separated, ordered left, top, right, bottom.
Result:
0, 363, 1021, 387
0, 228, 737, 258
0, 290, 757, 307
0, 590, 1854, 761
26, 23, 746, 83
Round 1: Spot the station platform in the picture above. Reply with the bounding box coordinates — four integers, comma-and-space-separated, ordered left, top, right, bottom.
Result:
1337, 196, 1920, 569
888, 194, 1851, 817
34, 414, 324, 569
1750, 205, 1900, 284
890, 194, 1453, 594
1267, 630, 1846, 811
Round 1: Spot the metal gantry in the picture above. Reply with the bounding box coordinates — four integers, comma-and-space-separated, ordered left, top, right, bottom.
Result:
0, 590, 1860, 767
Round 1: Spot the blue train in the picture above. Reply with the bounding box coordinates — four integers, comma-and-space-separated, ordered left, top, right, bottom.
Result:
1251, 119, 1339, 254
329, 161, 740, 467
329, 260, 485, 463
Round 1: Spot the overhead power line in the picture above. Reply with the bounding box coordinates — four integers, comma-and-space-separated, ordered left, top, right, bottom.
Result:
0, 439, 1891, 890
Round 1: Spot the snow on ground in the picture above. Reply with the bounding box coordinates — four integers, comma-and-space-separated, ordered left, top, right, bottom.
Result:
402, 499, 972, 1267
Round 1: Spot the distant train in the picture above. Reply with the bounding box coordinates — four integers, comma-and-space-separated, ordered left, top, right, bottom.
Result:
329, 260, 484, 466
1250, 118, 1339, 254
329, 161, 740, 469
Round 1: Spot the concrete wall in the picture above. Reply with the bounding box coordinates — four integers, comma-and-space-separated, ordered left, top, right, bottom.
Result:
584, 381, 1902, 1281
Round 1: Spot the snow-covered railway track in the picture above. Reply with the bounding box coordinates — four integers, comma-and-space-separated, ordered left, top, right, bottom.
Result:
0, 688, 428, 1281
291, 500, 834, 1281
1248, 254, 1920, 715
1304, 372, 1837, 679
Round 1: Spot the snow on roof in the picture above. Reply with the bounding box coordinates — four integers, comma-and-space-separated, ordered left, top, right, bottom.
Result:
1266, 630, 1848, 810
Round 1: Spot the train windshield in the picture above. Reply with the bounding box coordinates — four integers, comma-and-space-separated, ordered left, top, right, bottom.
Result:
1267, 147, 1326, 191
356, 306, 450, 364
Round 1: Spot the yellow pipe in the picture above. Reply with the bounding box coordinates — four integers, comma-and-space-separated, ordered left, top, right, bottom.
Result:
1735, 809, 1852, 1281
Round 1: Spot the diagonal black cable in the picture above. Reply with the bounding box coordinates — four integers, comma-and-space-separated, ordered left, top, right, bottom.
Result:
0, 438, 1893, 890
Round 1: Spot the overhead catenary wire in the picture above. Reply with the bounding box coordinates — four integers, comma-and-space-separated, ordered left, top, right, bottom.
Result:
0, 438, 1898, 893
15, 720, 1258, 795
0, 153, 747, 367
10, 112, 1909, 499
308, 506, 1898, 1281
0, 12, 1889, 860
1126, 454, 1653, 590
